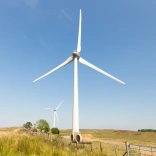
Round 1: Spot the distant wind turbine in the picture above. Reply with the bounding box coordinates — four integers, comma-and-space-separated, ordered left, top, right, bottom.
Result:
33, 9, 125, 143
44, 100, 63, 128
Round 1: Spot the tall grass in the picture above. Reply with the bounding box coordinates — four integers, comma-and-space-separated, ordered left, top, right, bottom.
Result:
0, 134, 107, 156
3, 127, 154, 155
0, 135, 52, 155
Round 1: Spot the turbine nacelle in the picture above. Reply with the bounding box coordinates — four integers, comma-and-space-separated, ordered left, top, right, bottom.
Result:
73, 50, 80, 59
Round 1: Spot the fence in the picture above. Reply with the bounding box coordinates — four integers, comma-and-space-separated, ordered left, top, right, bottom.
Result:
125, 142, 156, 156
27, 131, 156, 156
28, 131, 127, 155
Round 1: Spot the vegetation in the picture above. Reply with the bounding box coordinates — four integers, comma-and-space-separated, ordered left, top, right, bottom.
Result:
31, 124, 38, 132
60, 129, 156, 146
138, 129, 156, 132
0, 127, 111, 156
36, 119, 50, 133
32, 127, 38, 132
1, 127, 156, 155
23, 122, 32, 129
51, 127, 60, 134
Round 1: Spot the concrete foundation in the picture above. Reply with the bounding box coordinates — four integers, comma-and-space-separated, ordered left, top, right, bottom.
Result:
71, 133, 93, 144
71, 133, 82, 143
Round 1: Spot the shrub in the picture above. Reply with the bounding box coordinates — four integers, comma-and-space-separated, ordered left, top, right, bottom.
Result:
32, 128, 37, 132
51, 128, 60, 134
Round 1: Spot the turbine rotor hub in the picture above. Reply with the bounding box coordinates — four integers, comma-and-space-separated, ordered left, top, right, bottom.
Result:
73, 50, 80, 59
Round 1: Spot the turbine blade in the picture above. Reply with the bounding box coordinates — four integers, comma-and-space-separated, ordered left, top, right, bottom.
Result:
33, 56, 73, 82
43, 108, 53, 110
79, 57, 125, 84
77, 9, 82, 52
55, 100, 63, 110
55, 112, 59, 123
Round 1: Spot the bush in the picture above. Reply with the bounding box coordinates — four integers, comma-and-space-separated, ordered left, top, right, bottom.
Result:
36, 119, 50, 133
32, 128, 37, 132
51, 128, 60, 134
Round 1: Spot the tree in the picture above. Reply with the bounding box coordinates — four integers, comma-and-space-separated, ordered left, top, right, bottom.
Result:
138, 129, 156, 132
36, 119, 50, 133
51, 128, 60, 134
23, 122, 32, 129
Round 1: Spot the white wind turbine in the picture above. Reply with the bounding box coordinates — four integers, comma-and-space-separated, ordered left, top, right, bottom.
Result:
44, 100, 63, 128
33, 9, 125, 143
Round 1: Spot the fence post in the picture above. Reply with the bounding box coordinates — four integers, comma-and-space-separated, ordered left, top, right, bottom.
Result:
100, 142, 102, 152
125, 142, 130, 156
139, 145, 141, 155
48, 133, 49, 141
114, 145, 117, 156
151, 147, 153, 156
90, 144, 92, 152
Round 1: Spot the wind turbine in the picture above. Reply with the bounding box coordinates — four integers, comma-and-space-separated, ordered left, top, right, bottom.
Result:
44, 100, 63, 128
33, 9, 125, 143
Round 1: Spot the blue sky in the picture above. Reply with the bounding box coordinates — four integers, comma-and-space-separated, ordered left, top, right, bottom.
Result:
0, 0, 156, 131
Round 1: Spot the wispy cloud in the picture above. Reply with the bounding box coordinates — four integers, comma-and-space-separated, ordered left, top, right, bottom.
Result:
24, 0, 38, 8
61, 9, 73, 21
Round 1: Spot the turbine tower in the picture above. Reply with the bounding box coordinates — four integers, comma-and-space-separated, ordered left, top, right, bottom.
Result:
33, 9, 125, 143
44, 100, 63, 128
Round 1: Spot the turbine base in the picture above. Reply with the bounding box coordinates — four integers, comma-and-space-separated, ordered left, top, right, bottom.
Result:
71, 133, 93, 144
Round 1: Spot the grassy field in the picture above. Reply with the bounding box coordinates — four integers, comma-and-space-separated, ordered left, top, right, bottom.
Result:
60, 129, 156, 146
0, 127, 156, 156
0, 127, 112, 156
